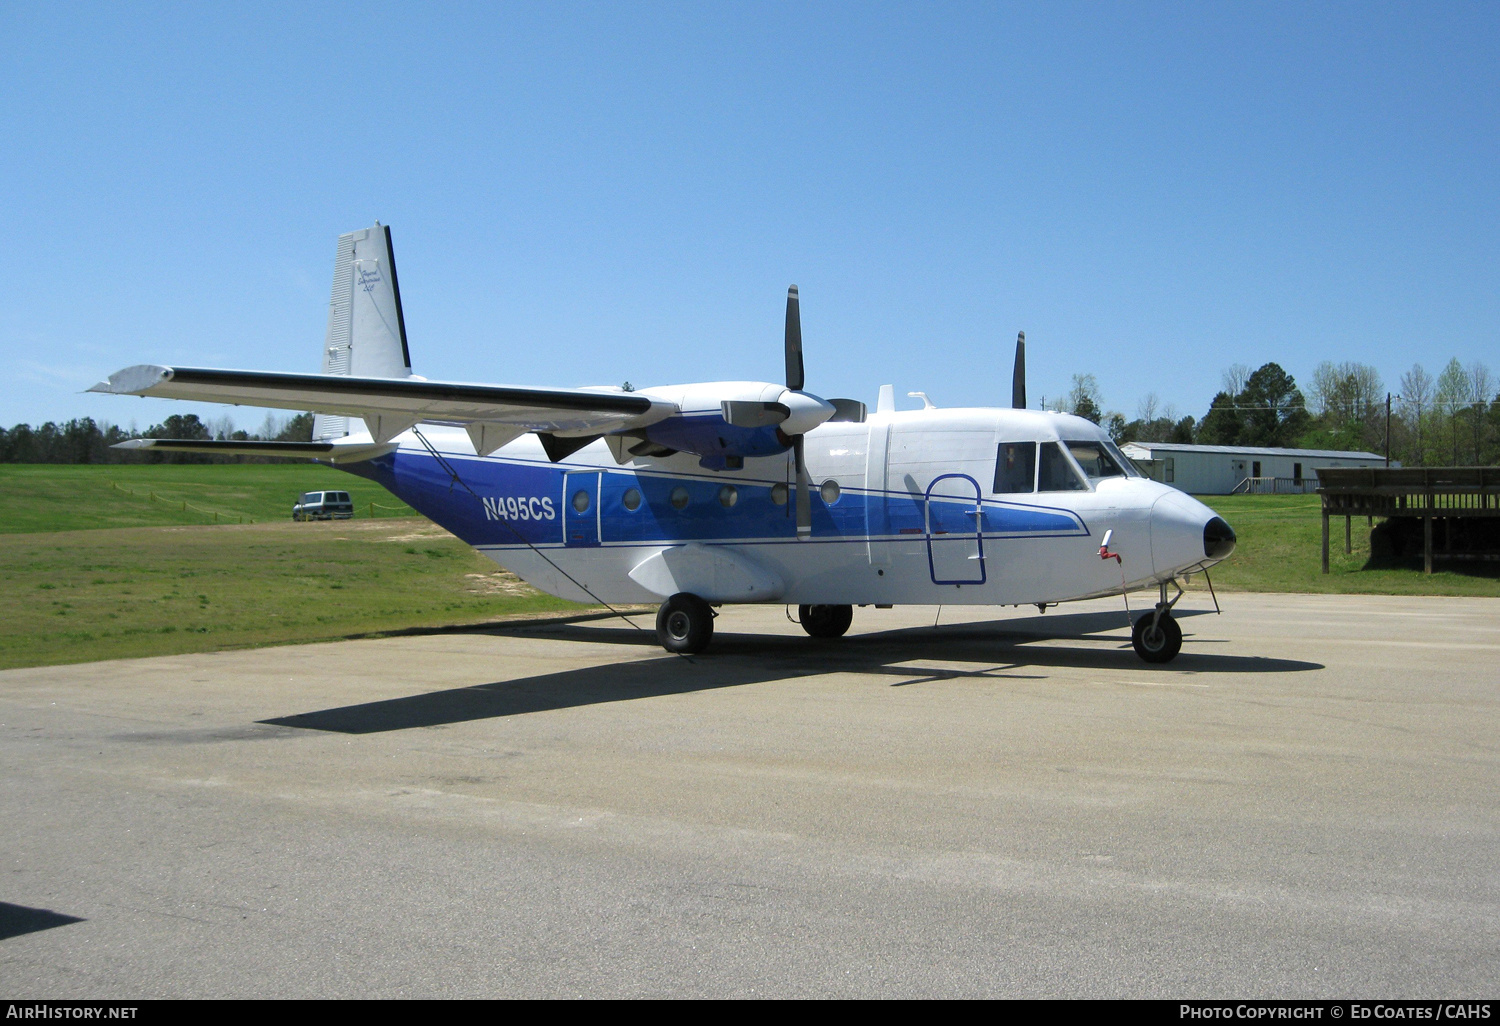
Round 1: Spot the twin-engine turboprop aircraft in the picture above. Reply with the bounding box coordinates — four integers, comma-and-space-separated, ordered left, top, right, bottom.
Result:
93, 224, 1236, 662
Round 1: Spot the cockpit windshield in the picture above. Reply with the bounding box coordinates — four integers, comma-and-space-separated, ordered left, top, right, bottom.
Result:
1062, 440, 1135, 483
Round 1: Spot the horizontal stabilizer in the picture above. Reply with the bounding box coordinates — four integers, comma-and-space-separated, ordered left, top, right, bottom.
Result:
111, 438, 396, 464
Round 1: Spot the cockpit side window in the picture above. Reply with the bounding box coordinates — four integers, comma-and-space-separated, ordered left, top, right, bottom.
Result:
993, 442, 1036, 493
1063, 440, 1129, 484
1102, 439, 1142, 477
1038, 442, 1087, 491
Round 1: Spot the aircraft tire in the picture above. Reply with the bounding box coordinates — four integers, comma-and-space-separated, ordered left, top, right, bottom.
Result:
657, 593, 714, 654
798, 604, 853, 639
1132, 611, 1182, 663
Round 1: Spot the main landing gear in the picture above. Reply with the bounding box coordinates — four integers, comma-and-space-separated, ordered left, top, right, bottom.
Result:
797, 604, 853, 639
1131, 580, 1184, 663
656, 593, 715, 654
654, 597, 856, 654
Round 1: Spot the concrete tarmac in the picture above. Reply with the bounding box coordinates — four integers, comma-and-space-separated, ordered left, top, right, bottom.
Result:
1, 593, 1497, 998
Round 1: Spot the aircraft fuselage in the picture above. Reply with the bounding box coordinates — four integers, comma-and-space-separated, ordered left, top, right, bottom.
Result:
339, 401, 1230, 610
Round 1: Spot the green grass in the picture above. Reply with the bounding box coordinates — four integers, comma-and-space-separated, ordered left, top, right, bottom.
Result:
1191, 493, 1500, 597
0, 518, 588, 669
0, 464, 416, 533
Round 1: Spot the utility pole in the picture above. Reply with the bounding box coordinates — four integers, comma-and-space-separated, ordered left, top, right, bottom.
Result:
1385, 392, 1391, 467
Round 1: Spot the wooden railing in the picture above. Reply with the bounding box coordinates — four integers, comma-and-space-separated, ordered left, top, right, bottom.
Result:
1315, 466, 1500, 572
1230, 476, 1317, 495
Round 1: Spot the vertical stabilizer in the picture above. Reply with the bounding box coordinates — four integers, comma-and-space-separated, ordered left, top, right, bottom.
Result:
314, 223, 413, 440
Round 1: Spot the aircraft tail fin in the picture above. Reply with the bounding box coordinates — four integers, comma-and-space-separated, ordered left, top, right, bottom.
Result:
313, 223, 413, 441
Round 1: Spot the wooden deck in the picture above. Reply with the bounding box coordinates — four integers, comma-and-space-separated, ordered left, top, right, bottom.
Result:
1316, 467, 1500, 573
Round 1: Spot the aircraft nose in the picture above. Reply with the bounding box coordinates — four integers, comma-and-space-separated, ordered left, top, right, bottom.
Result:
1204, 516, 1236, 560
1150, 489, 1233, 576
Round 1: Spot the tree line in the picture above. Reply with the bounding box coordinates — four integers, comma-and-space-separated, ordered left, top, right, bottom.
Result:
1058, 358, 1499, 468
0, 413, 313, 464
6, 359, 1498, 468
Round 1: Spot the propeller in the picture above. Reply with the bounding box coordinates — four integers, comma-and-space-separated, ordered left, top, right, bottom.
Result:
783, 287, 813, 536
785, 286, 805, 391
1012, 331, 1026, 409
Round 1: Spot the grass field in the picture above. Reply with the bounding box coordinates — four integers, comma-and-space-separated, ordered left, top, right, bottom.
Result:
1197, 494, 1500, 597
0, 467, 1492, 669
0, 463, 416, 533
0, 518, 591, 669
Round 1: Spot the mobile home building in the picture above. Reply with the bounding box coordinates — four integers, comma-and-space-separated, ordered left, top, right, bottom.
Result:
1119, 442, 1389, 495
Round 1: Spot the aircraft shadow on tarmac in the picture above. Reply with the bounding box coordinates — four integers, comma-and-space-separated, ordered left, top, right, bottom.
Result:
263, 608, 1323, 735
0, 901, 84, 942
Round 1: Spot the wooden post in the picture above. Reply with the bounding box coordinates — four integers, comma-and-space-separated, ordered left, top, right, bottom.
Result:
1423, 515, 1433, 575
1345, 515, 1352, 555
1322, 511, 1330, 574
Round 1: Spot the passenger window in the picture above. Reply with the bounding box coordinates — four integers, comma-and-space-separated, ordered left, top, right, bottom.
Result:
993, 442, 1036, 493
1038, 443, 1087, 491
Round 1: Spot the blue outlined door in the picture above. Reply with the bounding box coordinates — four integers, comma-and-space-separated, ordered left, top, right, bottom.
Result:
563, 471, 601, 547
925, 473, 985, 584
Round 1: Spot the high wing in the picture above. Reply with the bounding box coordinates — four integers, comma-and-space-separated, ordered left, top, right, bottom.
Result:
89, 364, 679, 451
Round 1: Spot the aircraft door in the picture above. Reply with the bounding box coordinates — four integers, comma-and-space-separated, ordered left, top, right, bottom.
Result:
925, 474, 985, 585
563, 471, 601, 547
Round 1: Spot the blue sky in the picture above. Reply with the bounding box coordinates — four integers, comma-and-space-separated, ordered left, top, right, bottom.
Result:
3, 1, 1496, 432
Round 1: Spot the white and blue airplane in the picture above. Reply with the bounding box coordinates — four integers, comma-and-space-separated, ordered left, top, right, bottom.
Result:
93, 224, 1236, 662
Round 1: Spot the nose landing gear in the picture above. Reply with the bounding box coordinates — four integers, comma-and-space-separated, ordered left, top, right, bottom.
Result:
1132, 580, 1184, 663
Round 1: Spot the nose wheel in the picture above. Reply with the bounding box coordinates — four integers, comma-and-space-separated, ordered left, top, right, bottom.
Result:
1131, 580, 1184, 663
1132, 611, 1182, 662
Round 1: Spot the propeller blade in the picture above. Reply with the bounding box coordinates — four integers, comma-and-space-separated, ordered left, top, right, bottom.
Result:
785, 285, 804, 391
1012, 331, 1027, 409
793, 435, 811, 537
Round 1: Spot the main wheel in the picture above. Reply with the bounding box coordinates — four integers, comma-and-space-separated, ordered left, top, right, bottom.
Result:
798, 604, 853, 639
1132, 611, 1183, 663
656, 593, 714, 654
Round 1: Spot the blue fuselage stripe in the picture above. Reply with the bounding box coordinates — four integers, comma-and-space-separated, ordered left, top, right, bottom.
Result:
340, 450, 1087, 551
